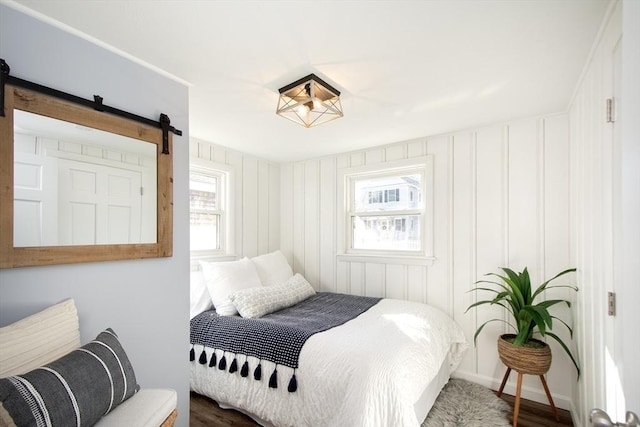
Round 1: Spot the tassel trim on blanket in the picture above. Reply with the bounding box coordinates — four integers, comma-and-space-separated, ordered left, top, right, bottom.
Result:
192, 345, 297, 393
269, 368, 278, 388
254, 362, 262, 381
288, 373, 298, 392
218, 353, 227, 370
190, 293, 382, 395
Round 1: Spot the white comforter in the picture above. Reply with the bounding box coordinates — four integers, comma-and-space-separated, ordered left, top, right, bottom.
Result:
190, 298, 468, 427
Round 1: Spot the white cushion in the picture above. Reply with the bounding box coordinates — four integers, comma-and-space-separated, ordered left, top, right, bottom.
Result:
0, 298, 81, 378
250, 250, 293, 286
94, 388, 177, 427
200, 258, 263, 316
190, 270, 212, 319
229, 273, 316, 318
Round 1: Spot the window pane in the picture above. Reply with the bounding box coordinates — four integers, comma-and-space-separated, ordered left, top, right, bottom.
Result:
189, 171, 219, 251
190, 212, 220, 250
352, 215, 421, 251
354, 174, 421, 212
190, 172, 217, 211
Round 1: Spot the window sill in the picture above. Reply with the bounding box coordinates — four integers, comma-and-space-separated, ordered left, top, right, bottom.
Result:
191, 252, 237, 260
336, 253, 435, 266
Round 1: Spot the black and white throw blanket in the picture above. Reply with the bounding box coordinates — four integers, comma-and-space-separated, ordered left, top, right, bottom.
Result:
190, 292, 381, 392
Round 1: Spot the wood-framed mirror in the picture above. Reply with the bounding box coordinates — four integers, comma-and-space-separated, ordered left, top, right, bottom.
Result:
0, 85, 173, 268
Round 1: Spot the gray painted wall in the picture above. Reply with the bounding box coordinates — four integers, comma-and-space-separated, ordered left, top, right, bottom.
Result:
0, 5, 191, 426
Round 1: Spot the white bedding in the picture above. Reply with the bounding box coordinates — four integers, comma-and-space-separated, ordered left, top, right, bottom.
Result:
190, 298, 468, 427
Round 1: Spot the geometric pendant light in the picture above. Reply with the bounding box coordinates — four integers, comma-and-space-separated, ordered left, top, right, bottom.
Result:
276, 74, 343, 128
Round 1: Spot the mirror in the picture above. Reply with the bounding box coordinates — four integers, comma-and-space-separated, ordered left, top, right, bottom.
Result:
13, 110, 158, 247
0, 85, 173, 268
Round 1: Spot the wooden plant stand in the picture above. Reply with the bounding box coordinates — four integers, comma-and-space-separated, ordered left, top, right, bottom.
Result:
496, 367, 560, 427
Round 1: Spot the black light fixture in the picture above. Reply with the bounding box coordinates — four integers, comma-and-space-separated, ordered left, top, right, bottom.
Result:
276, 74, 343, 128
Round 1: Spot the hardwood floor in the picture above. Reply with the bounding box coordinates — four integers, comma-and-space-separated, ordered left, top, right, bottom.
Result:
499, 394, 573, 427
190, 390, 574, 427
190, 393, 257, 427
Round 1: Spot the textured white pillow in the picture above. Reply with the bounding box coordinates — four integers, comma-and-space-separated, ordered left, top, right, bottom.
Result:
250, 250, 293, 286
0, 299, 81, 377
190, 270, 212, 319
229, 273, 316, 318
200, 258, 263, 316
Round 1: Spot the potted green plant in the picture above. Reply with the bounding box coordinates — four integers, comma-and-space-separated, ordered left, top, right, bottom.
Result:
466, 267, 580, 377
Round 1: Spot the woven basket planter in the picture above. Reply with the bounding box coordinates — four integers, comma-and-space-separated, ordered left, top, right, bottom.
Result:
497, 334, 551, 375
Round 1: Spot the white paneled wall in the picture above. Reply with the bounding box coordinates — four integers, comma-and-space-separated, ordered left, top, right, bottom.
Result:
190, 138, 280, 263
280, 113, 576, 409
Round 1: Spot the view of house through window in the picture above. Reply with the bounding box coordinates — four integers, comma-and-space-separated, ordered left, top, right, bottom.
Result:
189, 170, 221, 252
350, 173, 422, 251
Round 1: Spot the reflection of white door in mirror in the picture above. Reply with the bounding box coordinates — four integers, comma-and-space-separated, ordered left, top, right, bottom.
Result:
13, 110, 157, 247
13, 149, 58, 247
57, 159, 142, 245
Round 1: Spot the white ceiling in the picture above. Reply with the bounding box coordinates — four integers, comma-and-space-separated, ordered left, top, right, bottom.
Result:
11, 0, 610, 163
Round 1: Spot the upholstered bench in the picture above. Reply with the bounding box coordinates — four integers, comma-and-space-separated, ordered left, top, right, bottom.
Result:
94, 389, 177, 427
0, 299, 177, 427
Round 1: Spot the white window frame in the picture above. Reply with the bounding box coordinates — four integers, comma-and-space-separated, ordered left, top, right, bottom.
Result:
337, 156, 434, 265
189, 158, 235, 263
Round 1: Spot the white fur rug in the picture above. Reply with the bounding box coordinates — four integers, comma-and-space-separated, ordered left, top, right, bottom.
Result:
422, 378, 511, 427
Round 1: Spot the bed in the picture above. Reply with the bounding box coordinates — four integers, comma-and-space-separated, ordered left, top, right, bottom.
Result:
189, 253, 467, 427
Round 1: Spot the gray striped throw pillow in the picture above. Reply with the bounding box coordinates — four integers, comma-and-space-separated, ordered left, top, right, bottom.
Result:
0, 328, 139, 427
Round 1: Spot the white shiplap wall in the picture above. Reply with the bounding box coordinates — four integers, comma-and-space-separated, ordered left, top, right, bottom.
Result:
280, 113, 576, 409
190, 138, 280, 262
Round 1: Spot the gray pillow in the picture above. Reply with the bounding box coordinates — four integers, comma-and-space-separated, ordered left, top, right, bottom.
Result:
0, 328, 139, 427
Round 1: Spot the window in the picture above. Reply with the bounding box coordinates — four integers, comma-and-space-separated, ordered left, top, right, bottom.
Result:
368, 190, 383, 204
386, 188, 400, 202
190, 170, 221, 251
189, 159, 234, 258
340, 156, 432, 260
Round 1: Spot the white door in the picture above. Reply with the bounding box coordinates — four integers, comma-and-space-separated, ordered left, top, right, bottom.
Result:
614, 0, 640, 422
13, 152, 58, 246
592, 8, 639, 425
57, 159, 142, 245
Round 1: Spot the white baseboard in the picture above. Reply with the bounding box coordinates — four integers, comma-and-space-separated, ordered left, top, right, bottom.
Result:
452, 370, 573, 411
570, 400, 584, 427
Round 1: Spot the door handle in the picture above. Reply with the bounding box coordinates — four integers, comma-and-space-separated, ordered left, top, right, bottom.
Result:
591, 409, 640, 427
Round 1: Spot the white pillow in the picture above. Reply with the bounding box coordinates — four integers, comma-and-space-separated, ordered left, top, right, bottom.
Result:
200, 258, 263, 316
250, 250, 293, 286
190, 270, 212, 319
229, 273, 316, 318
0, 299, 81, 377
